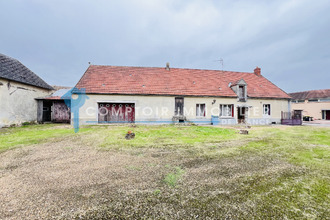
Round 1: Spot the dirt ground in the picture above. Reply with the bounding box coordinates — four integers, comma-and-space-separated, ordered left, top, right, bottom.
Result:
0, 137, 165, 219
0, 126, 328, 219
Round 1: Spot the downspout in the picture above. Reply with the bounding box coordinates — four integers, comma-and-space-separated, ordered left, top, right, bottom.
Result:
288, 99, 291, 112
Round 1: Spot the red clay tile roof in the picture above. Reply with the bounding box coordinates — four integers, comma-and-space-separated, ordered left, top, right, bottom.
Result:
36, 88, 71, 100
289, 89, 330, 100
42, 96, 68, 100
75, 65, 290, 99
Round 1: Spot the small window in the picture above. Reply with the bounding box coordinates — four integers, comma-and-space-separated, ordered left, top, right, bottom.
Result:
308, 99, 318, 102
239, 86, 245, 97
238, 85, 246, 101
263, 104, 271, 116
220, 104, 234, 117
196, 104, 206, 117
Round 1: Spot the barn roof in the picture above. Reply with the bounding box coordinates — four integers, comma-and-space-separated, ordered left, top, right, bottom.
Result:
75, 65, 290, 99
0, 53, 53, 90
289, 89, 330, 100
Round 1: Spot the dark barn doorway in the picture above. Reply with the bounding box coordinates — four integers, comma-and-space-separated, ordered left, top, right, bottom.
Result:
42, 101, 52, 122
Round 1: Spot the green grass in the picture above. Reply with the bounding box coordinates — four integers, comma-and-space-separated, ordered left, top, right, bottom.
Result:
0, 124, 329, 219
1, 124, 329, 171
240, 127, 330, 170
97, 125, 238, 149
0, 124, 91, 152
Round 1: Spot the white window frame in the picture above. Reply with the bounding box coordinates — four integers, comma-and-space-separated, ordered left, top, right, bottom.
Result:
219, 104, 234, 118
263, 104, 271, 117
196, 103, 206, 118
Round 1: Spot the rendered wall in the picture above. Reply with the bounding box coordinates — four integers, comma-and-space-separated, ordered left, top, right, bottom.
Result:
291, 100, 330, 120
77, 94, 289, 125
0, 79, 51, 127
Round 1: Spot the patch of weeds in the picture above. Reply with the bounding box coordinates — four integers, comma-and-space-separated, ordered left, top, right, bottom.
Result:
164, 166, 185, 187
21, 121, 37, 126
153, 189, 161, 195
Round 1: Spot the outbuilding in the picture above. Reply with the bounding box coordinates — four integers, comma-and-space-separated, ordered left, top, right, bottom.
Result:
0, 53, 53, 127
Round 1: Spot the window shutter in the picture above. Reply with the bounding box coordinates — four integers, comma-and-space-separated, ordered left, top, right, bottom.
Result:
231, 105, 234, 117
268, 105, 271, 115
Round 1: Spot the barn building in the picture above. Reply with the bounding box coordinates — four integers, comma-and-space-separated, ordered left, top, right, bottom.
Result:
0, 53, 53, 127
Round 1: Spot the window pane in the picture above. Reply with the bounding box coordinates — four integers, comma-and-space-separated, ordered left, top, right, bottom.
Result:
263, 104, 271, 115
201, 104, 205, 116
196, 104, 200, 116
220, 104, 233, 117
196, 104, 205, 117
239, 86, 244, 97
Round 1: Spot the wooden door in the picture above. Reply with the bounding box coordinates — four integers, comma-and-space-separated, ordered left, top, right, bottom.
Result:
52, 101, 71, 123
326, 110, 330, 120
98, 103, 135, 123
237, 107, 246, 124
293, 110, 302, 119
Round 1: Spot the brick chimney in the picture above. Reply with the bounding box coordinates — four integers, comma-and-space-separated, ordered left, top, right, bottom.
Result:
254, 67, 261, 76
165, 62, 170, 71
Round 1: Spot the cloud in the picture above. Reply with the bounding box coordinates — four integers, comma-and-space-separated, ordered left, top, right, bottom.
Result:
0, 0, 329, 91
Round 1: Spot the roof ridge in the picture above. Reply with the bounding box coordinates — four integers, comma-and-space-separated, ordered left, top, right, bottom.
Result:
0, 53, 53, 90
76, 65, 290, 99
90, 64, 253, 74
289, 88, 330, 94
0, 53, 21, 63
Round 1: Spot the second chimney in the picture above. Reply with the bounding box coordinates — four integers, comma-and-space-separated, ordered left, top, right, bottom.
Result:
165, 62, 170, 71
254, 67, 261, 76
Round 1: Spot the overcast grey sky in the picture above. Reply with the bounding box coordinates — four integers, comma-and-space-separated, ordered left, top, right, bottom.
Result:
1, 0, 329, 93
